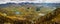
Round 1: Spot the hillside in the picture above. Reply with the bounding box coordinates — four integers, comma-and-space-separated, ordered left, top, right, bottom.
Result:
0, 3, 60, 24
36, 8, 60, 24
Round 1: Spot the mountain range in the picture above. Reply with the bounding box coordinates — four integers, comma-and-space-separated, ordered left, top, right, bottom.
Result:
0, 2, 60, 8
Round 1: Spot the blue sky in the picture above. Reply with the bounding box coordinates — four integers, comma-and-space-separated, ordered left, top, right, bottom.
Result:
0, 0, 60, 4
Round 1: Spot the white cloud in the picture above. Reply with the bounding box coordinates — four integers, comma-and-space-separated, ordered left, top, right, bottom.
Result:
0, 0, 60, 4
45, 0, 60, 3
0, 0, 41, 4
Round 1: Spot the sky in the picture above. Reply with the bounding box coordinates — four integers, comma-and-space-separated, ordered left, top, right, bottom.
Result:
0, 0, 60, 4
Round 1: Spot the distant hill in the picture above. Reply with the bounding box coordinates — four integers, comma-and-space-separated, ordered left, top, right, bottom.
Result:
0, 2, 60, 8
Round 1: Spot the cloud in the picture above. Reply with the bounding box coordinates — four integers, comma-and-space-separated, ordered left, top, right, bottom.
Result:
45, 0, 60, 3
0, 0, 60, 4
0, 0, 40, 4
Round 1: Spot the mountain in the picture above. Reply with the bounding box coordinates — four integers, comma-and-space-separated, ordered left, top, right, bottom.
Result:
0, 2, 60, 8
42, 3, 60, 7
